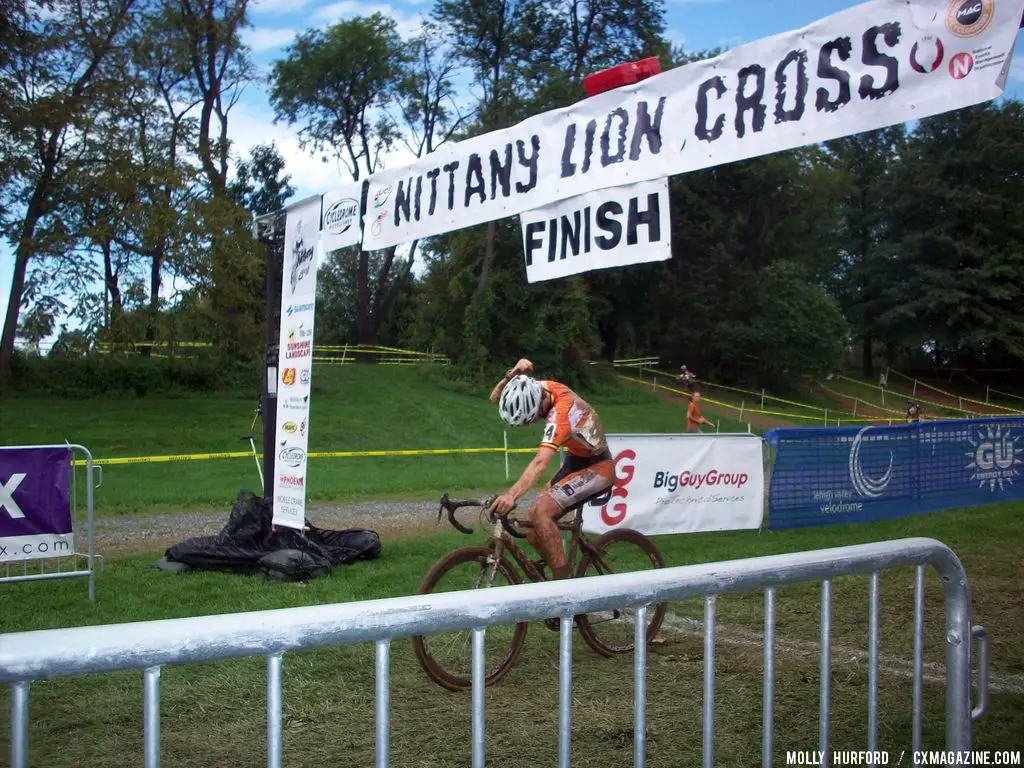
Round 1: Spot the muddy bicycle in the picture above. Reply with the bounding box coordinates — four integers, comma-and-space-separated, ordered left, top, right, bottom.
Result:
412, 491, 668, 691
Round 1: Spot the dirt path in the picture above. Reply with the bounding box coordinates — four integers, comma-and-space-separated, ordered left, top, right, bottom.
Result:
645, 382, 793, 431
813, 384, 895, 421
883, 375, 1016, 416
94, 499, 447, 557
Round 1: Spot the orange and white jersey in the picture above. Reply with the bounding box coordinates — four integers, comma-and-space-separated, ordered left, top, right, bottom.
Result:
538, 380, 608, 458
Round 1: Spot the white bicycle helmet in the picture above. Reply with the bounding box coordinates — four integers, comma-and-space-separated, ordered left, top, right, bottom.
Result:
498, 375, 543, 426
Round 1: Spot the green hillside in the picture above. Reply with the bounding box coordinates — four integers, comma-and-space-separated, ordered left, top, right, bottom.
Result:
2, 365, 748, 513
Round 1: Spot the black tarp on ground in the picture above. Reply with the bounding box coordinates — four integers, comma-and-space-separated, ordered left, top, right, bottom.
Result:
157, 490, 381, 581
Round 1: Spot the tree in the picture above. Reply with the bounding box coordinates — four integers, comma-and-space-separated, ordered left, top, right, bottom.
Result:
881, 102, 1024, 366
433, 0, 546, 310
270, 14, 404, 183
173, 0, 253, 197
228, 142, 295, 216
825, 126, 906, 376
0, 0, 139, 381
273, 14, 463, 346
717, 261, 849, 389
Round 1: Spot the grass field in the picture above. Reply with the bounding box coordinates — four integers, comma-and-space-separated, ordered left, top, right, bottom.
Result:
2, 364, 1023, 766
3, 365, 747, 513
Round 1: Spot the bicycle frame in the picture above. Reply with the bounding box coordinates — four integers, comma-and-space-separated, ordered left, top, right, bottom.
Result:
442, 499, 614, 593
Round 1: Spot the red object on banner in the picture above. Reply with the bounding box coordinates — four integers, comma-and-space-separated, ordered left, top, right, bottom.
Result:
583, 57, 662, 97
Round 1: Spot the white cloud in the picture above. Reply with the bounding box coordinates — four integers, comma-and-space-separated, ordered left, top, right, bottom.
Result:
1010, 56, 1024, 84
716, 35, 745, 50
665, 28, 686, 49
229, 100, 351, 199
315, 1, 426, 38
228, 94, 423, 201
251, 0, 312, 14
243, 27, 297, 52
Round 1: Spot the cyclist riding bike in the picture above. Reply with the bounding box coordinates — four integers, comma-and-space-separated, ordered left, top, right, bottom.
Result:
487, 358, 614, 580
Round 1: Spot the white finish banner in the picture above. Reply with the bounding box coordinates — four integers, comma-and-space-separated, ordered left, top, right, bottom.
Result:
322, 181, 364, 252
362, 0, 1022, 251
272, 195, 322, 531
582, 434, 765, 535
519, 177, 671, 282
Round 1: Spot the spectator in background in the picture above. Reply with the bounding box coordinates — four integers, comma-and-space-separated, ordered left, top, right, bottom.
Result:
677, 365, 697, 392
905, 399, 929, 423
906, 401, 923, 423
687, 392, 715, 432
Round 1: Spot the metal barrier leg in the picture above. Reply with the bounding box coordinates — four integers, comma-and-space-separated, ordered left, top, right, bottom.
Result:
376, 639, 391, 768
634, 605, 648, 768
703, 596, 717, 768
913, 566, 925, 754
267, 653, 283, 768
942, 556, 973, 750
144, 666, 161, 768
820, 580, 832, 768
10, 681, 29, 768
868, 572, 880, 752
86, 454, 96, 603
558, 615, 573, 768
472, 628, 485, 768
763, 588, 776, 768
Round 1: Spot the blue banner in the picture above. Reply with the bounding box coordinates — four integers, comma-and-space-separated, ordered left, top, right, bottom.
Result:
764, 417, 1024, 529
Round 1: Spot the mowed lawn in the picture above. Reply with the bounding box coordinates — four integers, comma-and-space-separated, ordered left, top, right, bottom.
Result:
1, 365, 752, 513
2, 365, 1023, 766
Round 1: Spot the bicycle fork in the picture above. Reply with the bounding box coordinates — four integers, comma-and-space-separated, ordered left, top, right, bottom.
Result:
478, 520, 507, 589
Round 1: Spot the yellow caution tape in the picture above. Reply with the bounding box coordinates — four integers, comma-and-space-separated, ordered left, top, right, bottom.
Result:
887, 369, 1024, 413
72, 446, 537, 467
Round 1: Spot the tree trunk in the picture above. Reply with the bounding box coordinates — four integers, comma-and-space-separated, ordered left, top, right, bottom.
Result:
0, 205, 45, 381
102, 240, 123, 332
862, 334, 874, 378
474, 220, 497, 310
147, 249, 163, 343
355, 249, 372, 348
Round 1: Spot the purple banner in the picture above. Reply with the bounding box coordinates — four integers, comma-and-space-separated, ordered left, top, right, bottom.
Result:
0, 447, 72, 538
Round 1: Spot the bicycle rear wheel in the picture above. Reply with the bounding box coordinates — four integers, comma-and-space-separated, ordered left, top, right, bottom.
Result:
575, 529, 667, 657
411, 546, 529, 691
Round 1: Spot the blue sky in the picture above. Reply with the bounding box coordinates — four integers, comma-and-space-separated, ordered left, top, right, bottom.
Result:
2, 0, 1022, 342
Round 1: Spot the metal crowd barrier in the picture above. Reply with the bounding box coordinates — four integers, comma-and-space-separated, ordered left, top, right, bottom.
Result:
1, 443, 98, 603
1, 537, 987, 768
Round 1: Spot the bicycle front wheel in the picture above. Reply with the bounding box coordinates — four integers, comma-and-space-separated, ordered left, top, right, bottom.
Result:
575, 528, 667, 657
411, 546, 529, 691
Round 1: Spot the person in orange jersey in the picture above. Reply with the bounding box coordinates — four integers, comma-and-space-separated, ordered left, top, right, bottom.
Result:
487, 359, 613, 580
687, 392, 715, 432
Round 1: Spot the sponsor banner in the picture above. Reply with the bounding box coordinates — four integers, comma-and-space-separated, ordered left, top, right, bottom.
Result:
361, 0, 1023, 251
0, 447, 73, 562
272, 195, 322, 531
764, 417, 1024, 529
322, 182, 364, 252
581, 434, 764, 535
519, 177, 671, 282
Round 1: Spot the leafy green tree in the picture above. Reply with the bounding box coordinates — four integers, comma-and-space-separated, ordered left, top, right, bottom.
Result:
273, 14, 462, 346
881, 102, 1024, 367
824, 126, 905, 376
228, 142, 295, 217
0, 0, 139, 381
717, 261, 849, 389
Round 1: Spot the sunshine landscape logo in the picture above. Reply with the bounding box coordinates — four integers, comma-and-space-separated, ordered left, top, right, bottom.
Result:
965, 425, 1021, 492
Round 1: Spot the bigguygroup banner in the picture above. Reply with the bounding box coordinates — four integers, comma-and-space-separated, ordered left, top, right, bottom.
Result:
271, 195, 322, 531
764, 417, 1024, 529
0, 447, 73, 562
519, 177, 671, 282
582, 434, 765, 535
362, 0, 1023, 251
